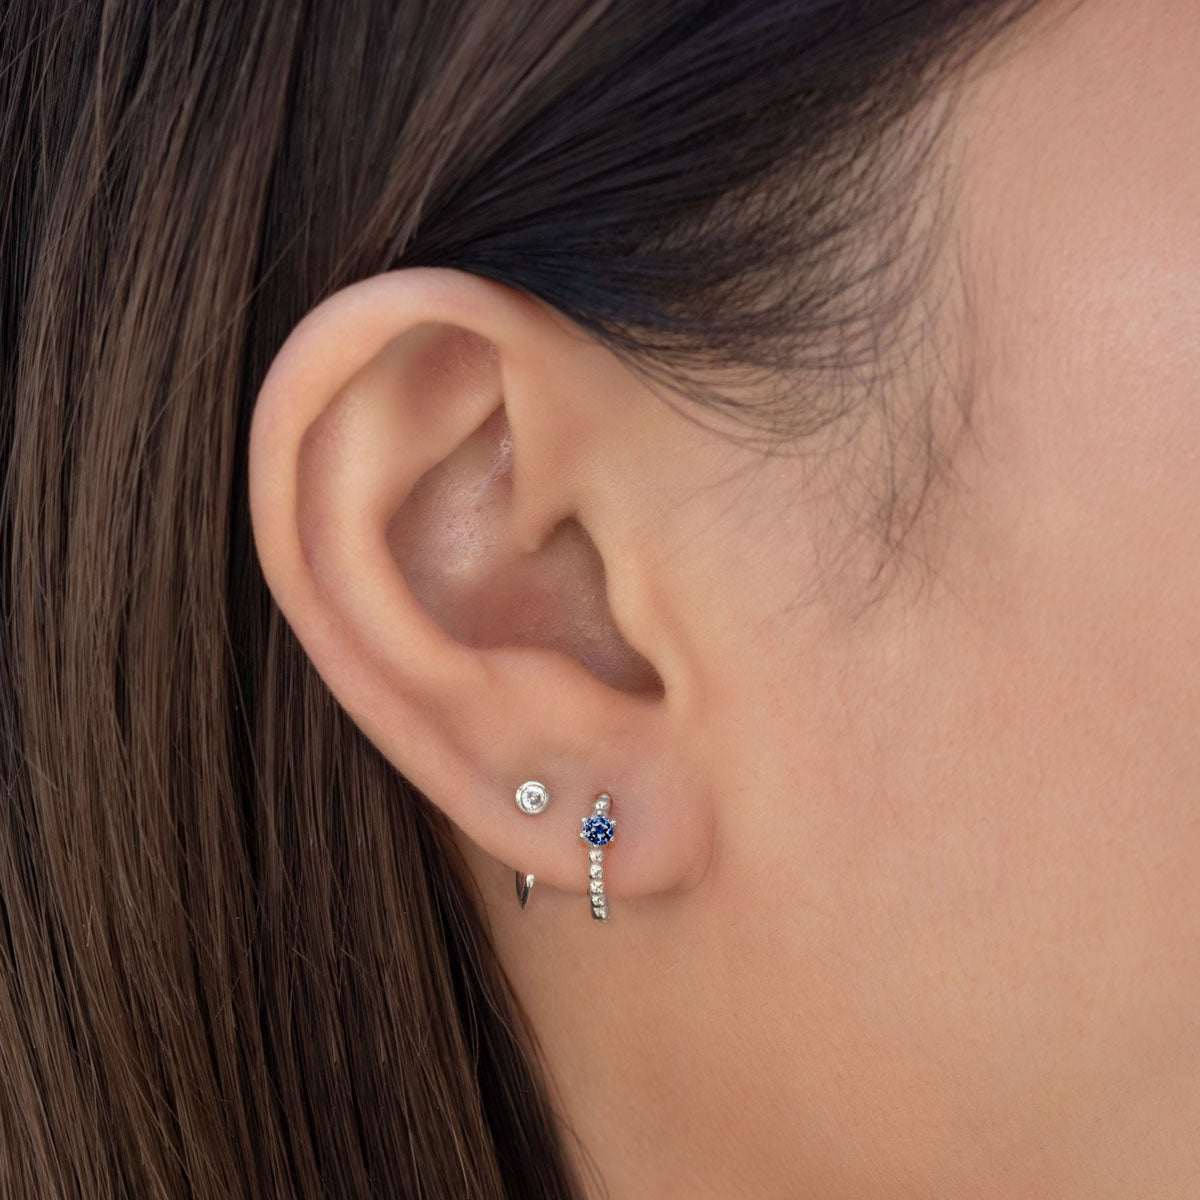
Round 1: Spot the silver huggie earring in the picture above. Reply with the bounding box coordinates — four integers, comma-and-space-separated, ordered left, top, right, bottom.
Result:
514, 781, 550, 910
579, 792, 616, 922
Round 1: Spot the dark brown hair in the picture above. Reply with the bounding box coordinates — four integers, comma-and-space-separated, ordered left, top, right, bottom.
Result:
1, 2, 1036, 1196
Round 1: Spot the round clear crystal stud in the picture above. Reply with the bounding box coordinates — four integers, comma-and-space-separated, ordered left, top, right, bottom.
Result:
515, 780, 551, 815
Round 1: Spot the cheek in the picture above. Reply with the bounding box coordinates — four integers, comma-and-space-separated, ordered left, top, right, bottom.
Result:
843, 0, 1200, 1127
955, 0, 1200, 564
951, 0, 1200, 803
988, 244, 1200, 737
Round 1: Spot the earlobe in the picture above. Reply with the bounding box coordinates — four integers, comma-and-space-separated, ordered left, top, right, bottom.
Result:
248, 267, 712, 914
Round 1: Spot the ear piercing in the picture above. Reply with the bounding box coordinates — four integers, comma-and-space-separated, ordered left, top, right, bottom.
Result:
514, 781, 550, 909
512, 781, 618, 922
580, 792, 616, 923
515, 780, 551, 815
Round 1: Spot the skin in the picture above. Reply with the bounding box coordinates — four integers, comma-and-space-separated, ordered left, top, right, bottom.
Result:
249, 0, 1200, 1195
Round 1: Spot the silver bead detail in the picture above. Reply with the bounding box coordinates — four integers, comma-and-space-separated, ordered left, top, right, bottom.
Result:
582, 792, 615, 923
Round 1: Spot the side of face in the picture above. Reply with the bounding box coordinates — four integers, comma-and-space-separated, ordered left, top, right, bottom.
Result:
695, 0, 1200, 1169
247, 0, 1200, 1184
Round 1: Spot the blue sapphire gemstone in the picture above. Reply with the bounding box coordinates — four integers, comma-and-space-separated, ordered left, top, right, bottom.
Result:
581, 815, 615, 846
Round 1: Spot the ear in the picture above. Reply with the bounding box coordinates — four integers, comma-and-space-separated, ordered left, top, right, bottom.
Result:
247, 268, 712, 908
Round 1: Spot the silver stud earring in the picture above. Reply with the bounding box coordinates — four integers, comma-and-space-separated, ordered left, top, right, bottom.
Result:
515, 779, 551, 815
514, 781, 550, 909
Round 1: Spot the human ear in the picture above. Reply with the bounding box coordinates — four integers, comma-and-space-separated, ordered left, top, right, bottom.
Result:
247, 268, 711, 908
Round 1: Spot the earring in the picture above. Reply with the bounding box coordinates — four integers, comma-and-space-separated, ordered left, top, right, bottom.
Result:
515, 780, 551, 815
514, 780, 550, 909
580, 792, 616, 922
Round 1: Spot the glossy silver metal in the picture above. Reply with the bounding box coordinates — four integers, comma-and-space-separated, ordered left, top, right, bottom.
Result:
514, 780, 548, 911
515, 780, 551, 815
579, 792, 615, 922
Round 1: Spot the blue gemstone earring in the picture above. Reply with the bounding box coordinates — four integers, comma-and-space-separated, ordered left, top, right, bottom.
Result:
580, 792, 616, 922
